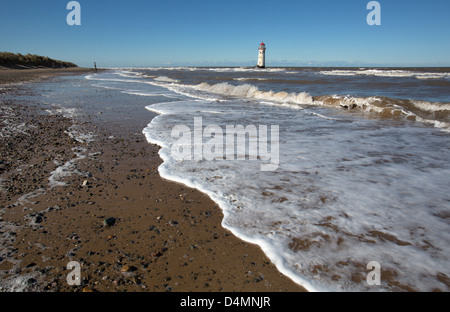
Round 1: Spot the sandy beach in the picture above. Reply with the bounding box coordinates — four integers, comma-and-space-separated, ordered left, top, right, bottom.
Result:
0, 67, 99, 84
0, 69, 306, 292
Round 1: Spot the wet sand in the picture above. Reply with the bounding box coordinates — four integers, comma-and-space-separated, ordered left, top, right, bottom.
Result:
0, 70, 306, 292
0, 67, 99, 85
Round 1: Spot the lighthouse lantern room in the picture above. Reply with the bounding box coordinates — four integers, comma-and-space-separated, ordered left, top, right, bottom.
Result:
257, 41, 266, 68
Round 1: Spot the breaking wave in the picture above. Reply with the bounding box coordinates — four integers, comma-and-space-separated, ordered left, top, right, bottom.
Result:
183, 81, 450, 130
90, 70, 450, 131
321, 69, 450, 80
154, 76, 180, 83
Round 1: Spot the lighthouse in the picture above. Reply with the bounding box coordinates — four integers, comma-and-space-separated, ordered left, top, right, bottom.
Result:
257, 41, 266, 68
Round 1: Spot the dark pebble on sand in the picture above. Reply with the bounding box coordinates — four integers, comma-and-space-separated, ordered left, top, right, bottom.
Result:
103, 217, 116, 227
169, 220, 179, 226
27, 278, 37, 285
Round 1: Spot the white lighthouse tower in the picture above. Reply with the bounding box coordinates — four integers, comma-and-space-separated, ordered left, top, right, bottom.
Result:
257, 41, 266, 68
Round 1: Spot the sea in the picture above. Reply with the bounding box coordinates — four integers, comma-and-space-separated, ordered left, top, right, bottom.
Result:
84, 66, 450, 292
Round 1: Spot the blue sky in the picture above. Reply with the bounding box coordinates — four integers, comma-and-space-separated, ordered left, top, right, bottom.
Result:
1, 0, 449, 67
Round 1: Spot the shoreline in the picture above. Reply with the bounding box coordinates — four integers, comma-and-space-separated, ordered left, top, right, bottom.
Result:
0, 67, 101, 85
0, 70, 307, 292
